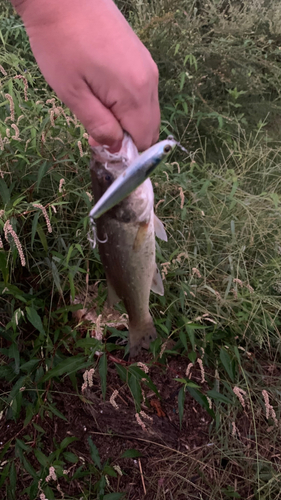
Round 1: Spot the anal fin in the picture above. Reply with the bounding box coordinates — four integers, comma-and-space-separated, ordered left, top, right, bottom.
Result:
107, 278, 121, 307
151, 265, 164, 296
154, 214, 168, 242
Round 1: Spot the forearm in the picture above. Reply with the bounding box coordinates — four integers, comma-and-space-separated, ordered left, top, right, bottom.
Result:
11, 0, 77, 22
10, 0, 126, 32
9, 0, 160, 150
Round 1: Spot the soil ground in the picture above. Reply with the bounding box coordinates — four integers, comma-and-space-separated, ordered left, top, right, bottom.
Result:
0, 352, 216, 499
2, 350, 280, 499
1, 301, 281, 499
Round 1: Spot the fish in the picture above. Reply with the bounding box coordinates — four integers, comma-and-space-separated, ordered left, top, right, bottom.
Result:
89, 134, 175, 357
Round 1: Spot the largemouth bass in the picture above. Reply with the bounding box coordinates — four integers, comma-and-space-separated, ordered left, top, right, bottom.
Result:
90, 135, 175, 356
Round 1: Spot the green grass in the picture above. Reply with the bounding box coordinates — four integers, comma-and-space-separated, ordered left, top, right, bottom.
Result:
1, 0, 281, 498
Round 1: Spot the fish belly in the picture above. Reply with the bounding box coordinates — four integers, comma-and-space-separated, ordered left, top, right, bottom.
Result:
97, 213, 157, 356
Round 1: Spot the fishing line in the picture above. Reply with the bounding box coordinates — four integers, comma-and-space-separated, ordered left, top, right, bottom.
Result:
167, 135, 189, 154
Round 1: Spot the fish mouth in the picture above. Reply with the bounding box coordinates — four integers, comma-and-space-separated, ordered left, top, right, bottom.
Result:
89, 136, 181, 220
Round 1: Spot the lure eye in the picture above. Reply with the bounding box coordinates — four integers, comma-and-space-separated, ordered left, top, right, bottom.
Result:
164, 144, 172, 154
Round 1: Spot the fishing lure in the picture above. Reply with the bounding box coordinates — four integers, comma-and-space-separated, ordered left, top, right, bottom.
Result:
89, 135, 185, 220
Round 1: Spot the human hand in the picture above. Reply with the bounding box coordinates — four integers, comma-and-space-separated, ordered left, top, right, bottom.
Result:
11, 0, 160, 151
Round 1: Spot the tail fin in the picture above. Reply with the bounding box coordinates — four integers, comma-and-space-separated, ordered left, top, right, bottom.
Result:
129, 315, 157, 358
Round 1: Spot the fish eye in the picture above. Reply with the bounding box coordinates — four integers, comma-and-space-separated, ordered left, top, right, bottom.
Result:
164, 144, 172, 154
104, 174, 112, 182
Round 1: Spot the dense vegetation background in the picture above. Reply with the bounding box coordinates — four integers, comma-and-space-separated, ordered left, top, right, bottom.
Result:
1, 0, 281, 498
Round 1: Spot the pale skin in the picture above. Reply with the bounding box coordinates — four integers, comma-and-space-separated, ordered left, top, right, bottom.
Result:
11, 0, 160, 151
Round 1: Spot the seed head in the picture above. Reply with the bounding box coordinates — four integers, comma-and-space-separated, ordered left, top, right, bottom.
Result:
94, 314, 103, 340
110, 390, 119, 409
4, 220, 26, 266
137, 362, 149, 374
185, 362, 193, 379
87, 368, 95, 387
59, 178, 65, 193
0, 65, 7, 76
140, 410, 153, 422
179, 186, 185, 209
192, 267, 202, 278
81, 368, 95, 392
24, 138, 31, 152
46, 466, 57, 482
77, 140, 84, 157
33, 204, 52, 233
262, 390, 278, 426
11, 124, 20, 140
197, 358, 205, 383
207, 397, 212, 409
46, 98, 56, 107
233, 386, 246, 408
155, 198, 165, 211
135, 413, 147, 432
5, 94, 15, 122
159, 340, 168, 358
233, 278, 243, 287
14, 75, 28, 101
113, 465, 123, 476
161, 261, 170, 280
49, 108, 60, 127
232, 421, 239, 437
17, 114, 24, 124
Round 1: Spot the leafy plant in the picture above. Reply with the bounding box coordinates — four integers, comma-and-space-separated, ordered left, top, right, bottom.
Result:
1, 1, 281, 498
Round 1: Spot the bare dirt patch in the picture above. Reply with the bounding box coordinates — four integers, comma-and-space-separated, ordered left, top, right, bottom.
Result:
0, 354, 214, 499
1, 348, 281, 499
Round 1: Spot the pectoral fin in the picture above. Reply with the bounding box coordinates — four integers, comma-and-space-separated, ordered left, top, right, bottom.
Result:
133, 221, 149, 251
107, 278, 121, 307
151, 265, 164, 296
154, 214, 167, 242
